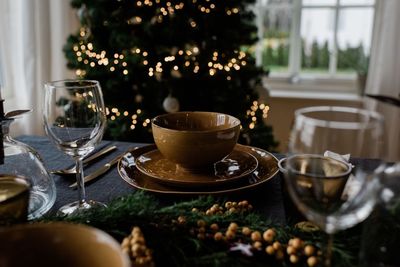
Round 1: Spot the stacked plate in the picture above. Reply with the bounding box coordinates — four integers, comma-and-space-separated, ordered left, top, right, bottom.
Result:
117, 144, 279, 195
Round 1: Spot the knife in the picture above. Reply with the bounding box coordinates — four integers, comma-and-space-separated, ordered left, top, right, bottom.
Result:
52, 145, 117, 174
69, 152, 125, 188
82, 145, 117, 165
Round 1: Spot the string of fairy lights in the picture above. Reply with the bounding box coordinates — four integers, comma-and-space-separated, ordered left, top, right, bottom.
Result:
71, 0, 270, 131
73, 37, 247, 80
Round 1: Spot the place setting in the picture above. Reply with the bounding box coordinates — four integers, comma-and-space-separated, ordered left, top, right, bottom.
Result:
117, 111, 279, 195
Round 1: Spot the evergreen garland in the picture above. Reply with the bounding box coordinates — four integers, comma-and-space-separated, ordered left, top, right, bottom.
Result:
42, 191, 365, 267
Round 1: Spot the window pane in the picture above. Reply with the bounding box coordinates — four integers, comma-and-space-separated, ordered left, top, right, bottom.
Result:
303, 0, 336, 6
261, 8, 292, 75
300, 8, 334, 75
259, 0, 293, 5
337, 8, 374, 75
340, 0, 374, 5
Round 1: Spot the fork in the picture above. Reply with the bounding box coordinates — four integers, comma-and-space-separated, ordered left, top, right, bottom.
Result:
51, 145, 117, 175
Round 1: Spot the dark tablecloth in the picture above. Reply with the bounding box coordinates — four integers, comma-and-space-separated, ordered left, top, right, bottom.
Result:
17, 136, 287, 223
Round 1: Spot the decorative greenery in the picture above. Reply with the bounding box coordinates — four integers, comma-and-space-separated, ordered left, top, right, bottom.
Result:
64, 0, 278, 151
42, 191, 366, 267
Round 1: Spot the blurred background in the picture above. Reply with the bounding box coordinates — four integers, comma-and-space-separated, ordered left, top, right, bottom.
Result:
0, 0, 398, 159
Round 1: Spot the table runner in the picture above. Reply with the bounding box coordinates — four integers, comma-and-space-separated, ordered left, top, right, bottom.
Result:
17, 135, 287, 223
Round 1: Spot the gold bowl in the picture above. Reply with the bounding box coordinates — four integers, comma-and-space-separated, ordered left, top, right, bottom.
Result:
0, 222, 130, 267
152, 111, 241, 169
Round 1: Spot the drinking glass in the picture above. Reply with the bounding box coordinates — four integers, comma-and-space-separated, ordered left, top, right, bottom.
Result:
281, 106, 384, 267
43, 80, 107, 216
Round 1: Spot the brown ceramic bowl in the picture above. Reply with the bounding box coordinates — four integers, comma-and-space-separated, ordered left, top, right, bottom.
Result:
0, 222, 130, 267
152, 111, 241, 169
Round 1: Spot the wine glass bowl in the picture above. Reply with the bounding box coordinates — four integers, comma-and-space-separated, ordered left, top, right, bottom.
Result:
43, 80, 107, 215
281, 106, 384, 266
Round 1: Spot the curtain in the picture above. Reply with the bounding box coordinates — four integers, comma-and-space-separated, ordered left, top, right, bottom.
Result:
366, 0, 400, 161
0, 0, 78, 136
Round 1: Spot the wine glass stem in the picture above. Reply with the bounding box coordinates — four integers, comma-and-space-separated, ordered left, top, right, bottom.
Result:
324, 233, 334, 267
75, 157, 87, 205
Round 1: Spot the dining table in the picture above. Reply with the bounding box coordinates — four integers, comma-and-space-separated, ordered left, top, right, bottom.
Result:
16, 135, 397, 267
18, 135, 289, 223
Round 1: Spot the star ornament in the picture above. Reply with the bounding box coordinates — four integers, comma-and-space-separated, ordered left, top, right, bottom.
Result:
229, 242, 253, 257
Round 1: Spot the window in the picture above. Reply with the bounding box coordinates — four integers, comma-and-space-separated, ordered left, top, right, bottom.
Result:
253, 0, 375, 85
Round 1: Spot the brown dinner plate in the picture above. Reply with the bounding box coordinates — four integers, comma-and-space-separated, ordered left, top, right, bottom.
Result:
117, 144, 279, 195
135, 146, 258, 187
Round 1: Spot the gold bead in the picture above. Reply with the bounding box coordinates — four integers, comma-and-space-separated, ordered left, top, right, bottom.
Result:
228, 222, 238, 232
272, 241, 281, 250
290, 254, 299, 264
238, 200, 249, 207
263, 229, 275, 243
197, 219, 206, 227
214, 232, 223, 241
251, 231, 262, 242
228, 207, 237, 213
131, 244, 146, 257
286, 245, 296, 255
131, 227, 141, 235
253, 241, 263, 250
265, 245, 275, 255
225, 201, 233, 209
225, 229, 236, 240
121, 247, 130, 254
177, 216, 186, 224
304, 245, 316, 256
307, 256, 318, 267
292, 238, 303, 249
121, 237, 130, 248
130, 236, 145, 245
242, 227, 251, 236
210, 206, 218, 213
210, 223, 219, 232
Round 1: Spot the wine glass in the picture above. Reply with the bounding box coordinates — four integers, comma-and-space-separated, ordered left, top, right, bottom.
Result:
280, 106, 384, 267
43, 80, 107, 216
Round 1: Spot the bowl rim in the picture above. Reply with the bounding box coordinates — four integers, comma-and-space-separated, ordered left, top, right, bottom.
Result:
152, 111, 241, 134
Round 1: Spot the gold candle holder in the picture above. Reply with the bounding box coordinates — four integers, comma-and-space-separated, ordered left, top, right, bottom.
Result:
0, 175, 30, 225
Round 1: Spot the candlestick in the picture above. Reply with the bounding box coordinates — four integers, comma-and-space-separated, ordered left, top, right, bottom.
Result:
0, 84, 5, 165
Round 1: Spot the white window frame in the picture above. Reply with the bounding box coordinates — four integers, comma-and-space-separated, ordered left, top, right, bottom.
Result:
254, 0, 376, 95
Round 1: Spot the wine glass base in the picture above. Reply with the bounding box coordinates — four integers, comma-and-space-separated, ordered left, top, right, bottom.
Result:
57, 200, 107, 216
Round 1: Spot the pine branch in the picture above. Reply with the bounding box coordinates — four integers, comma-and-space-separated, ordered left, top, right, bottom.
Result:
38, 191, 367, 266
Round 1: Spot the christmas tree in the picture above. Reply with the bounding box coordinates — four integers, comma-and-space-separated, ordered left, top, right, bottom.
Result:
64, 0, 278, 151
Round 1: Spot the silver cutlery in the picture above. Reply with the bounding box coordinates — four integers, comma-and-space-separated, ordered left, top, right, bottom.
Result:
52, 145, 117, 175
5, 109, 32, 118
69, 152, 125, 188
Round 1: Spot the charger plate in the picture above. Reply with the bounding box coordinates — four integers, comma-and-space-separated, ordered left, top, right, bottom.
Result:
135, 147, 258, 187
117, 144, 279, 195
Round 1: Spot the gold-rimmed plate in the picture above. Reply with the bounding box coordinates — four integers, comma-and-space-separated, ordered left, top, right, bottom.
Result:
117, 144, 279, 195
135, 146, 258, 187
